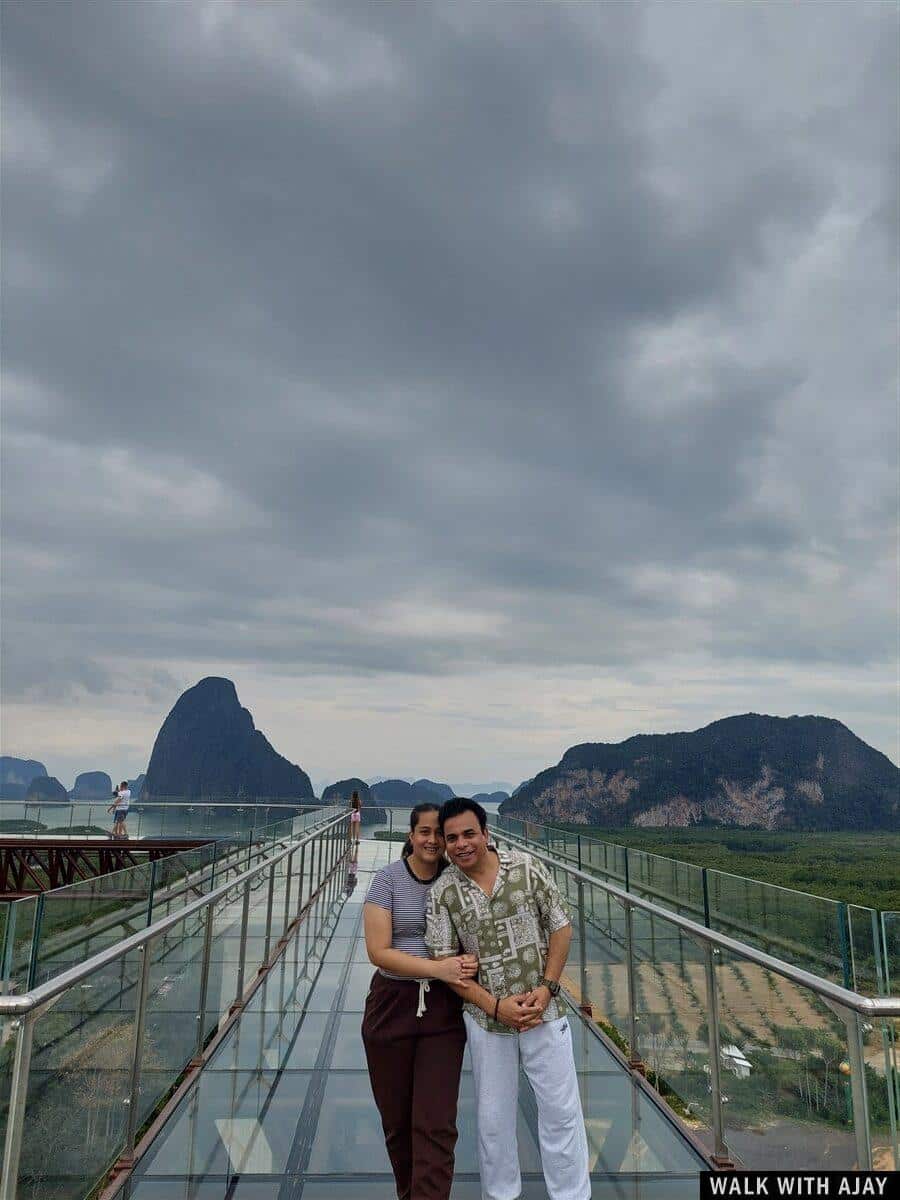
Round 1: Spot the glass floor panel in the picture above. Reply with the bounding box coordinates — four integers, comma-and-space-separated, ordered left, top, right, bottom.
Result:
126, 840, 707, 1197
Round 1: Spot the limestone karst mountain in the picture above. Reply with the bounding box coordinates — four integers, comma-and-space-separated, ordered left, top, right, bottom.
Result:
471, 791, 509, 806
143, 677, 314, 801
26, 775, 69, 802
412, 779, 454, 802
0, 757, 48, 799
371, 779, 452, 807
500, 714, 899, 831
70, 771, 113, 799
320, 778, 386, 826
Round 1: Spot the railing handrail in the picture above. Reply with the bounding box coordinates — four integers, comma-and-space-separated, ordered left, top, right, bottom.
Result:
0, 799, 323, 809
493, 828, 900, 1019
502, 813, 888, 913
0, 808, 345, 1017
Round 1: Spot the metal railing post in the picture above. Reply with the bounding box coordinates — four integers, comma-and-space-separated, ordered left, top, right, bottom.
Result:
146, 859, 159, 926
296, 844, 307, 916
842, 1006, 873, 1169
623, 901, 644, 1074
262, 861, 276, 965
282, 848, 295, 937
192, 903, 215, 1065
0, 1011, 35, 1200
232, 879, 252, 1011
25, 894, 45, 992
577, 879, 590, 1016
208, 840, 219, 893
122, 937, 155, 1164
838, 902, 853, 990
1, 902, 18, 995
702, 942, 732, 1167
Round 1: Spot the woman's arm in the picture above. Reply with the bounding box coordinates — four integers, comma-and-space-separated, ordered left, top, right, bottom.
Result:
364, 903, 477, 984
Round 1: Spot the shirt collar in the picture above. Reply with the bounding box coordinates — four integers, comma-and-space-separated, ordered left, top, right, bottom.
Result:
448, 845, 513, 891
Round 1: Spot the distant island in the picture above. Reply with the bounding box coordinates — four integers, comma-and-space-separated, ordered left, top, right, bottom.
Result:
500, 714, 899, 831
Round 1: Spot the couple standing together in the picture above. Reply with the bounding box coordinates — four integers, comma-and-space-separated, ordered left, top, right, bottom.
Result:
362, 797, 591, 1200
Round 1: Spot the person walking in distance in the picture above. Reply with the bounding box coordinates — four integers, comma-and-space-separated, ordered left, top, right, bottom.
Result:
108, 781, 132, 840
349, 789, 362, 843
362, 803, 479, 1200
426, 797, 591, 1200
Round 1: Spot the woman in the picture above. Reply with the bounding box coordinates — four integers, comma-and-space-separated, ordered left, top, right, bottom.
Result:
362, 803, 477, 1200
349, 789, 362, 843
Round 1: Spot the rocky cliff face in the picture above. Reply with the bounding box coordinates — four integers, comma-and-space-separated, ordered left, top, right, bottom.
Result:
26, 775, 69, 802
321, 778, 386, 826
71, 771, 113, 799
143, 677, 314, 802
0, 758, 48, 799
500, 714, 899, 831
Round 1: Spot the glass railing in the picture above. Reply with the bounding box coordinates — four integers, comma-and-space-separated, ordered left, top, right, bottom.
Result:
0, 798, 322, 840
0, 807, 341, 995
494, 815, 894, 998
0, 811, 349, 1200
493, 827, 900, 1172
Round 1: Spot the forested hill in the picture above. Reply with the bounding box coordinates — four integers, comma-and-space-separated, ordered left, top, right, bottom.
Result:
499, 714, 898, 831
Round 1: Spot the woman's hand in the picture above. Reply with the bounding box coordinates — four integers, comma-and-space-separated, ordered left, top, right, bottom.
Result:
433, 955, 479, 985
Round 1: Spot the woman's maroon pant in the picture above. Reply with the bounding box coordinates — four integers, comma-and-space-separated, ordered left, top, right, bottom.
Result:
362, 973, 466, 1200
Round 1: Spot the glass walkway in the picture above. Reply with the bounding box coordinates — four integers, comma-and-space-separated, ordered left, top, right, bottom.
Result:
2, 810, 896, 1200
120, 838, 706, 1199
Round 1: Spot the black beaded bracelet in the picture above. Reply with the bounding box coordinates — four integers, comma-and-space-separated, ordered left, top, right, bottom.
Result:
493, 997, 500, 1022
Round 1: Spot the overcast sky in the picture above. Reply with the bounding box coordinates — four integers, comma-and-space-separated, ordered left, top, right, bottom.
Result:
2, 0, 897, 794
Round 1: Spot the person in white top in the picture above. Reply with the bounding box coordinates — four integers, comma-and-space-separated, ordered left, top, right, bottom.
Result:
108, 781, 131, 840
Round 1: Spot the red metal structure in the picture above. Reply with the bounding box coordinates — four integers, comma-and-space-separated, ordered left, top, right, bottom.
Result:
0, 837, 213, 897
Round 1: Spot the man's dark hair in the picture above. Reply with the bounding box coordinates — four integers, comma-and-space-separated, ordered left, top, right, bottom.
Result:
438, 797, 487, 832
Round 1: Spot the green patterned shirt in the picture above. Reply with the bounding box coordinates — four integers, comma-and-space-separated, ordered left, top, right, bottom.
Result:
425, 846, 571, 1035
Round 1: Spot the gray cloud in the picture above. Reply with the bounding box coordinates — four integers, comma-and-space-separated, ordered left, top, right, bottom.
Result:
2, 0, 896, 787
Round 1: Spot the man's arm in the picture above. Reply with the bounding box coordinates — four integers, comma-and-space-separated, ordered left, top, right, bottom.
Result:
520, 855, 575, 1028
520, 922, 572, 1029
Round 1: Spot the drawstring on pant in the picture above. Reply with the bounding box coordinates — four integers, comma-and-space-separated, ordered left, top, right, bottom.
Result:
416, 979, 430, 1017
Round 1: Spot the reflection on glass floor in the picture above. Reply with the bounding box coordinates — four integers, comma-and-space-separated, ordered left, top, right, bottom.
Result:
124, 841, 706, 1199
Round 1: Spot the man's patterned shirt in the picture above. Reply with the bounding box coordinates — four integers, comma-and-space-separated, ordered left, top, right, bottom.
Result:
425, 846, 571, 1035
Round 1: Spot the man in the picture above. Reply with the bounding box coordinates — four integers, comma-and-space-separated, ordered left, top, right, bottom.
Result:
108, 781, 131, 839
425, 798, 590, 1200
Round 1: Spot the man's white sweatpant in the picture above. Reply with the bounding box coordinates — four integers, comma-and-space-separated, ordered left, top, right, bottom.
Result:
464, 1012, 591, 1200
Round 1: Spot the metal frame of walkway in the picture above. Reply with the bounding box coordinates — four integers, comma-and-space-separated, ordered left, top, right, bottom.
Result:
0, 838, 214, 897
0, 815, 896, 1198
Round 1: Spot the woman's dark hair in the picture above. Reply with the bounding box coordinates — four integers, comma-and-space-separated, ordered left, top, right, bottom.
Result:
351, 790, 361, 810
401, 802, 442, 860
438, 797, 487, 832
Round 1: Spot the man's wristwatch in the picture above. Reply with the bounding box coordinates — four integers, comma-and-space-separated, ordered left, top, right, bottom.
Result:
537, 977, 560, 996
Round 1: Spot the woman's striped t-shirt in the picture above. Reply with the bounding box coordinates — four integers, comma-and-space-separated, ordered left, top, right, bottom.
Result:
365, 857, 441, 980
